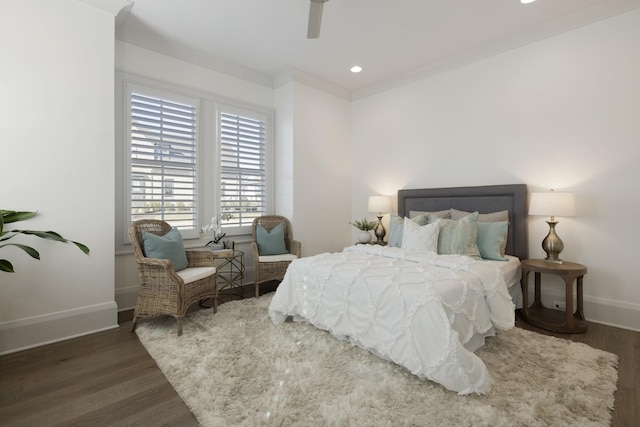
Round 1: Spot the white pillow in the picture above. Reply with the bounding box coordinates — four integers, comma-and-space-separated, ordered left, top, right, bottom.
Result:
401, 218, 440, 253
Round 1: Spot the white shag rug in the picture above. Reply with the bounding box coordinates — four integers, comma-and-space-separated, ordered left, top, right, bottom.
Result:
135, 295, 618, 427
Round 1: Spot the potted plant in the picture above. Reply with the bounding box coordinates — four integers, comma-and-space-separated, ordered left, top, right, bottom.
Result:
349, 218, 377, 244
202, 212, 233, 250
206, 230, 227, 250
1, 210, 90, 273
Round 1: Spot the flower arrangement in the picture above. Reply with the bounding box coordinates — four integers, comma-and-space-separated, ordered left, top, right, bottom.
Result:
202, 212, 234, 246
349, 218, 377, 231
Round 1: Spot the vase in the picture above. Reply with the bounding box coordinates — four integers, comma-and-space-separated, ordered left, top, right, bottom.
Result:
209, 243, 224, 251
358, 230, 372, 244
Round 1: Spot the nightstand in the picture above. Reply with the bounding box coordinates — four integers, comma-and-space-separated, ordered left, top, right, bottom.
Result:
520, 259, 588, 333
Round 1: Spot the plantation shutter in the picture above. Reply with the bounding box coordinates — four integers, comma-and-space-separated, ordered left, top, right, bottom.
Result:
219, 110, 267, 227
129, 91, 198, 230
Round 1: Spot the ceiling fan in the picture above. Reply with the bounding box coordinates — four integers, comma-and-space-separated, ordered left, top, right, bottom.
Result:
307, 0, 329, 39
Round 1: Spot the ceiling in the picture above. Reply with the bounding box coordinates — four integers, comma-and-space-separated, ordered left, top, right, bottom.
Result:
115, 0, 640, 99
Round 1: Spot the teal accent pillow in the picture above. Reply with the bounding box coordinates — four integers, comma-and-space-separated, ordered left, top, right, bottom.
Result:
477, 222, 509, 261
413, 214, 430, 226
142, 228, 189, 271
257, 223, 287, 255
388, 214, 404, 248
388, 214, 431, 248
437, 212, 481, 258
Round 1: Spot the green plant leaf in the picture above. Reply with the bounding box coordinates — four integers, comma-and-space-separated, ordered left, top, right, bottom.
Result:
0, 210, 89, 273
0, 259, 14, 272
2, 231, 89, 255
0, 243, 40, 259
349, 218, 378, 231
10, 230, 68, 242
1, 210, 37, 224
71, 241, 91, 255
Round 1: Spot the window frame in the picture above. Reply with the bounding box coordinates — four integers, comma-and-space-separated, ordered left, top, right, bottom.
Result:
215, 103, 272, 235
115, 72, 274, 253
126, 83, 201, 239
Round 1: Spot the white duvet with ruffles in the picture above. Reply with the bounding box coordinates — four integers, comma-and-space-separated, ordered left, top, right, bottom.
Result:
268, 245, 515, 395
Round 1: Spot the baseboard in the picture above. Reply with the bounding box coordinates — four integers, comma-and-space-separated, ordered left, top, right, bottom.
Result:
0, 301, 118, 355
582, 295, 640, 332
115, 285, 139, 312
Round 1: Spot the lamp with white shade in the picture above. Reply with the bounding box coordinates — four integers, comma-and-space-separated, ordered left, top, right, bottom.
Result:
368, 195, 392, 245
529, 190, 576, 264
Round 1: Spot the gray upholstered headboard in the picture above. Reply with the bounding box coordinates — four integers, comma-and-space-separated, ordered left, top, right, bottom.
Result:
397, 184, 528, 260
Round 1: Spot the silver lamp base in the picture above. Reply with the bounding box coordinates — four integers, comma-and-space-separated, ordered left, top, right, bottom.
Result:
374, 215, 386, 245
542, 220, 564, 264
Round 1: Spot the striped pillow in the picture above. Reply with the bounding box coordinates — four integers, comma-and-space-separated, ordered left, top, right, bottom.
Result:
437, 212, 481, 258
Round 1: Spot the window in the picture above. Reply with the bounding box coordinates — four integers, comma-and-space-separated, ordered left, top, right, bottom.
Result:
218, 108, 268, 228
127, 86, 199, 233
116, 73, 274, 252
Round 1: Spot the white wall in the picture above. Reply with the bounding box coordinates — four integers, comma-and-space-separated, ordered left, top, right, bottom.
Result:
274, 83, 295, 220
280, 82, 353, 256
0, 0, 119, 354
351, 9, 640, 331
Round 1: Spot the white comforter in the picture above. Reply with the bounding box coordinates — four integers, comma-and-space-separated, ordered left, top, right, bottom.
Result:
268, 245, 515, 395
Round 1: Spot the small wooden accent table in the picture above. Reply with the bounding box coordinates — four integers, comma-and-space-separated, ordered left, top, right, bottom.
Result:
520, 259, 588, 333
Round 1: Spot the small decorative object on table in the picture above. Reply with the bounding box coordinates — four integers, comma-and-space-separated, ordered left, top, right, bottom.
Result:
349, 218, 377, 244
202, 212, 234, 251
368, 195, 392, 245
528, 190, 576, 264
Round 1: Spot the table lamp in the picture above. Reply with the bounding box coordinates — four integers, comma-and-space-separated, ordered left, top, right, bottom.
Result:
529, 190, 576, 264
368, 195, 392, 245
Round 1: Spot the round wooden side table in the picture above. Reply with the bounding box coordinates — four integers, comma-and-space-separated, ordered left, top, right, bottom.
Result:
520, 259, 588, 333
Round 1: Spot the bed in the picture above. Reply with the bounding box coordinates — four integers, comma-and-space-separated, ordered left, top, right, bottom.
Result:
269, 184, 528, 394
398, 184, 528, 308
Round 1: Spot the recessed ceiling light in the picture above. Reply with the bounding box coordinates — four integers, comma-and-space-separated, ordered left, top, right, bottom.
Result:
350, 65, 362, 73
521, 0, 536, 4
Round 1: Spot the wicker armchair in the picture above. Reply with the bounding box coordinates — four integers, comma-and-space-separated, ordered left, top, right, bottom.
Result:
129, 220, 218, 336
251, 215, 301, 298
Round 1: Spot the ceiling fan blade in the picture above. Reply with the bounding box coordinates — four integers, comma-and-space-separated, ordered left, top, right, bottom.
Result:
307, 0, 328, 39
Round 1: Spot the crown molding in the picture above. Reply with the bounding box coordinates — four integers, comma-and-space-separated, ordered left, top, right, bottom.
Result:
77, 0, 132, 17
274, 68, 352, 101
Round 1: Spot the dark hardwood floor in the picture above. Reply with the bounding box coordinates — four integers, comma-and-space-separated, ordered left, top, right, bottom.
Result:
1, 291, 638, 426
